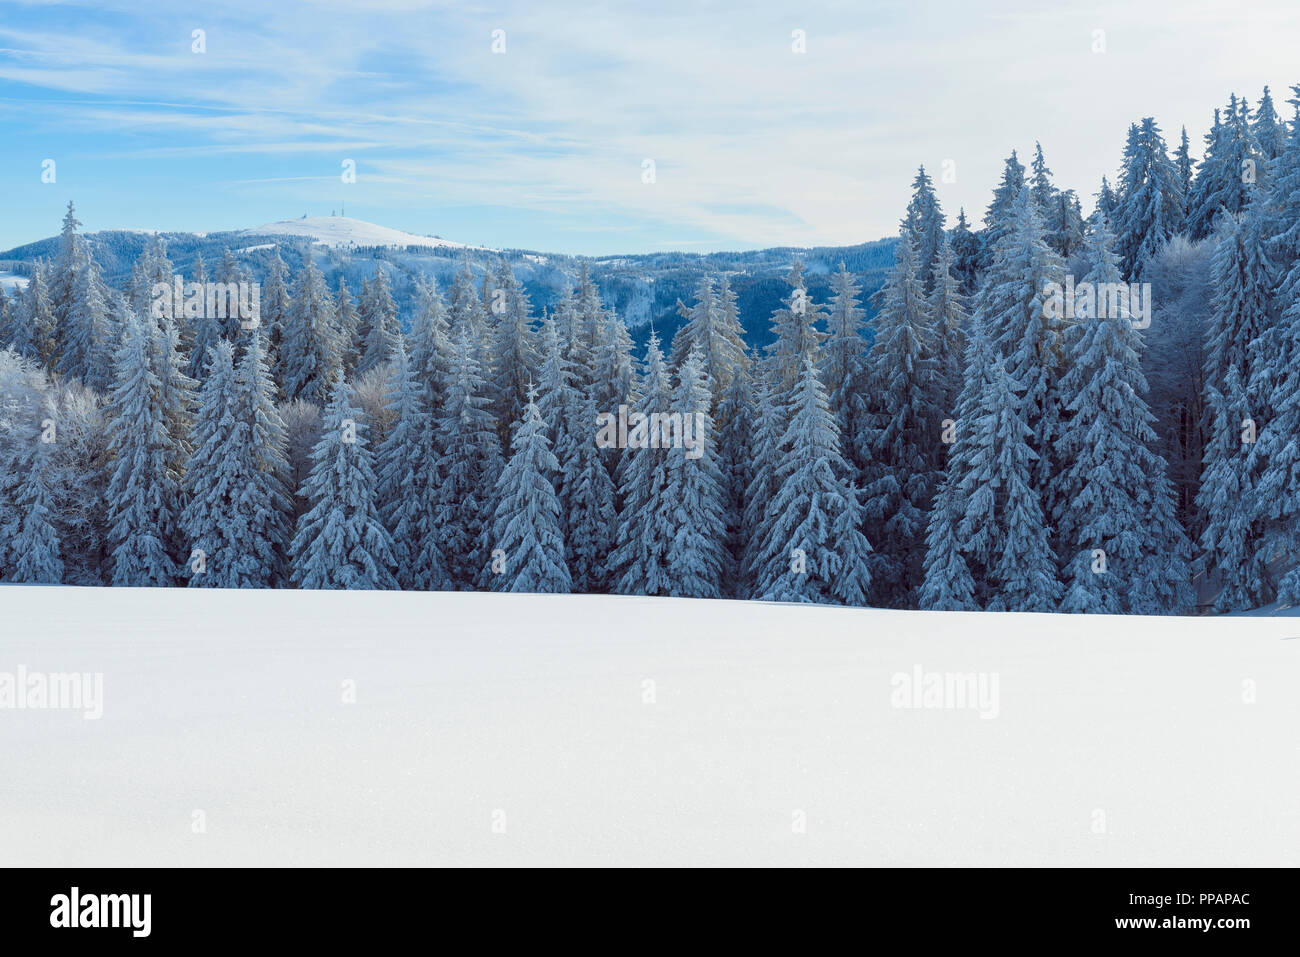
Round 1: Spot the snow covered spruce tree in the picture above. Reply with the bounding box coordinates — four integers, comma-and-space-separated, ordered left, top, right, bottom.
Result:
978, 151, 1026, 270
860, 231, 942, 605
291, 377, 397, 590
230, 330, 292, 586
56, 238, 116, 391
0, 286, 11, 346
217, 247, 247, 288
739, 371, 783, 593
434, 326, 504, 589
359, 265, 401, 375
921, 326, 996, 612
529, 309, 612, 592
958, 323, 1059, 611
1113, 117, 1185, 279
1202, 209, 1273, 409
714, 274, 744, 369
1198, 206, 1274, 610
533, 317, 570, 450
765, 260, 826, 391
676, 274, 717, 374
408, 276, 453, 415
1262, 85, 1300, 292
751, 357, 872, 605
104, 315, 180, 586
1198, 368, 1266, 611
377, 341, 446, 591
1252, 86, 1287, 161
8, 403, 64, 584
1047, 190, 1087, 260
179, 340, 240, 586
555, 295, 590, 383
715, 362, 754, 595
258, 246, 291, 365
1029, 142, 1056, 213
447, 261, 491, 371
922, 316, 1059, 612
821, 262, 870, 475
186, 256, 222, 382
558, 383, 617, 592
488, 386, 571, 593
609, 333, 676, 596
902, 164, 946, 291
950, 209, 981, 295
573, 263, 608, 367
660, 351, 728, 598
671, 274, 750, 407
49, 202, 82, 353
128, 236, 173, 318
10, 374, 110, 586
1186, 96, 1263, 241
280, 254, 339, 405
0, 354, 49, 580
1050, 223, 1193, 614
1174, 126, 1195, 200
917, 471, 976, 611
1251, 89, 1300, 606
924, 186, 1070, 611
1093, 177, 1119, 228
592, 308, 635, 426
488, 259, 537, 441
17, 262, 58, 369
741, 261, 826, 590
974, 359, 1061, 612
980, 186, 1067, 501
334, 277, 361, 379
0, 285, 26, 360
154, 316, 197, 501
927, 229, 969, 415
182, 334, 291, 588
558, 287, 595, 398
1251, 298, 1300, 606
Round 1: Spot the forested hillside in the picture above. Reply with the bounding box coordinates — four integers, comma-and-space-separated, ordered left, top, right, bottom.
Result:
2, 85, 1297, 614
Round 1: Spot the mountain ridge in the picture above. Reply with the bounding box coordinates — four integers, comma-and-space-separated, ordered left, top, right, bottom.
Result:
0, 215, 900, 349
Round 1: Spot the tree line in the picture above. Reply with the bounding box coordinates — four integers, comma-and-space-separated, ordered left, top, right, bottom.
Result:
1, 84, 1298, 612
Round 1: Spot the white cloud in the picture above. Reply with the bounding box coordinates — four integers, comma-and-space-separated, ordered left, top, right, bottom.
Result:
2, 0, 1299, 251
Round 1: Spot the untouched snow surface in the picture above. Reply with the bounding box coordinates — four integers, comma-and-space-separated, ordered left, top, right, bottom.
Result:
0, 586, 1295, 867
241, 216, 485, 250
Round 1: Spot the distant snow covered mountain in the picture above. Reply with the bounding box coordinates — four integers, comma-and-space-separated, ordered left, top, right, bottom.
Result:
0, 213, 898, 348
237, 216, 489, 251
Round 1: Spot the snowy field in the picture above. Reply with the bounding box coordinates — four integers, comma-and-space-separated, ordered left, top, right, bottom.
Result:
0, 585, 1296, 867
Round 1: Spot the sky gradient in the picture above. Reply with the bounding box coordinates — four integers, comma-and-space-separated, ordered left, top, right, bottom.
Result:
2, 0, 1299, 254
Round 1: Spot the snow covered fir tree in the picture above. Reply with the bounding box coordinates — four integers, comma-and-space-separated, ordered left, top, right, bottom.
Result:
3, 82, 1300, 615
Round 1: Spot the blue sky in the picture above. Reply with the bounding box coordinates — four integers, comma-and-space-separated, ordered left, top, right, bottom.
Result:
2, 0, 1299, 254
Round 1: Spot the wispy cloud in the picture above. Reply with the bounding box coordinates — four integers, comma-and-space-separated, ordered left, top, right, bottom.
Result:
1, 0, 1299, 252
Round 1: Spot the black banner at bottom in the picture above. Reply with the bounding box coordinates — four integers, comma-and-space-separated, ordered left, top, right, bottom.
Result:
0, 867, 1279, 945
